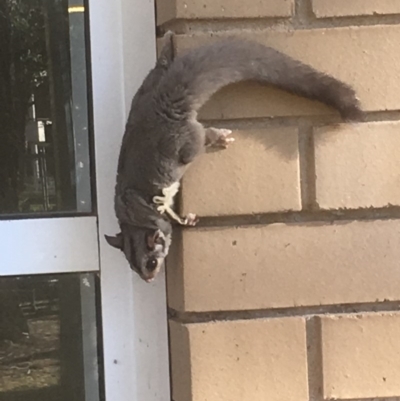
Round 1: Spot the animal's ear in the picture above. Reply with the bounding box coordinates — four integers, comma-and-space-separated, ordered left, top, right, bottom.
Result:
105, 233, 123, 250
146, 229, 162, 250
157, 31, 174, 67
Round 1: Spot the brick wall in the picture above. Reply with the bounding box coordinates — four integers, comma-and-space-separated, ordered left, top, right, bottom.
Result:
156, 1, 400, 400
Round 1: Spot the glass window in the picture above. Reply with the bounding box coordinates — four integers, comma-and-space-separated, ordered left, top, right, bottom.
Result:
0, 273, 103, 401
0, 0, 93, 215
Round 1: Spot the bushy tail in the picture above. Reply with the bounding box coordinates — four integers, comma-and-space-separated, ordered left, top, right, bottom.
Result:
155, 38, 362, 120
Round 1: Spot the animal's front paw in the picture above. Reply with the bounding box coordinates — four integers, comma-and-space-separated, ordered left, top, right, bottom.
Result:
184, 213, 199, 226
205, 128, 235, 149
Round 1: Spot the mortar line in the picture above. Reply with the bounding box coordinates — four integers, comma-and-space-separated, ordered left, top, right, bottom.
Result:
168, 300, 400, 324
294, 0, 315, 27
186, 207, 400, 230
332, 396, 400, 401
203, 114, 345, 129
298, 123, 318, 210
200, 111, 400, 130
158, 15, 400, 34
306, 317, 324, 401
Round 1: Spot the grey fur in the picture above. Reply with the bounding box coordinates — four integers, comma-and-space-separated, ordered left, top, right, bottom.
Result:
105, 32, 362, 282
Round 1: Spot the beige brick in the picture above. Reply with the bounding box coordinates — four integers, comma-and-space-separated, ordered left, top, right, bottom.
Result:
181, 128, 300, 217
315, 122, 400, 209
169, 317, 308, 401
313, 0, 400, 18
172, 27, 400, 119
167, 220, 400, 312
156, 0, 293, 25
321, 313, 400, 399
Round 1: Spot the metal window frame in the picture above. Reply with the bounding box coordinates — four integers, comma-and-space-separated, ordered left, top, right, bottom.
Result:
0, 0, 171, 398
89, 0, 170, 399
0, 216, 99, 275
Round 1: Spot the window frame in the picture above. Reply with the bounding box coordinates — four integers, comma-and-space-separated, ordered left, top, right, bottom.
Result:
0, 0, 171, 399
89, 0, 171, 400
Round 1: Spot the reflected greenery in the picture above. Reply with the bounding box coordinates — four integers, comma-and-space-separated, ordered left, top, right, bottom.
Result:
0, 0, 91, 214
0, 273, 103, 401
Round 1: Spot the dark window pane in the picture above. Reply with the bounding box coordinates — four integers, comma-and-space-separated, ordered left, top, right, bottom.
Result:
0, 273, 103, 401
0, 0, 92, 215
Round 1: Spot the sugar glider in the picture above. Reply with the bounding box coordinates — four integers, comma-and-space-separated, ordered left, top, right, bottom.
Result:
105, 32, 362, 282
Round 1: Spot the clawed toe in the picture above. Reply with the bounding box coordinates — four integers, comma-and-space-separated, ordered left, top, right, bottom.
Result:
184, 213, 199, 226
206, 127, 235, 149
216, 135, 235, 148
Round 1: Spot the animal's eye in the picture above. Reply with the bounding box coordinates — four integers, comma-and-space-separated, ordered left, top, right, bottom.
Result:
146, 258, 158, 272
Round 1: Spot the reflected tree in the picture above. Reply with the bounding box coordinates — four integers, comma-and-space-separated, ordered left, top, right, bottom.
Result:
0, 0, 47, 212
0, 0, 77, 214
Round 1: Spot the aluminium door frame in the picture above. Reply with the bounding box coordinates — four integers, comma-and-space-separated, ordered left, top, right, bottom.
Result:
0, 0, 170, 399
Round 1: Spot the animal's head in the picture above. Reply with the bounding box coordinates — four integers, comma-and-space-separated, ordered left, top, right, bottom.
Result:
105, 224, 172, 282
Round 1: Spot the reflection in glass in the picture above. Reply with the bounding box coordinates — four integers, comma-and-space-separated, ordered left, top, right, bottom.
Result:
0, 0, 92, 215
0, 273, 103, 401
